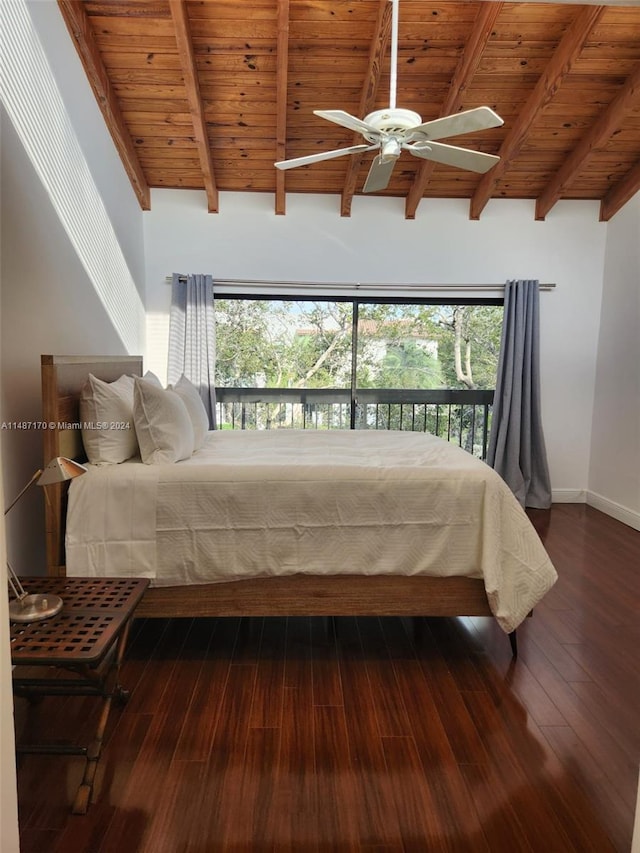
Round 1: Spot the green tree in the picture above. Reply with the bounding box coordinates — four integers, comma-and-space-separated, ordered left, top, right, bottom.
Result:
377, 340, 442, 388
287, 302, 353, 388
432, 305, 502, 390
215, 299, 292, 386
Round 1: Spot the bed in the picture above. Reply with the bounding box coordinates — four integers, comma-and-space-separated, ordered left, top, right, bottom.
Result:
41, 354, 557, 650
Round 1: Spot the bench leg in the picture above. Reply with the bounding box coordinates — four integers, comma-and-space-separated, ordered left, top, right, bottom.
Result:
72, 619, 133, 814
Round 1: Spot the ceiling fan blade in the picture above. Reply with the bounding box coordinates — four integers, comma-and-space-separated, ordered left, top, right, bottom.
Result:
275, 143, 378, 170
410, 140, 500, 174
313, 109, 381, 137
363, 155, 398, 193
410, 106, 504, 142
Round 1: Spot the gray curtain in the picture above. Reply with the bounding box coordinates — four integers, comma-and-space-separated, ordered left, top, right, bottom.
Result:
168, 273, 217, 428
487, 279, 551, 508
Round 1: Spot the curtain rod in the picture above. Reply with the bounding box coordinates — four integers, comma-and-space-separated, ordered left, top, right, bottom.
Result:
166, 276, 556, 292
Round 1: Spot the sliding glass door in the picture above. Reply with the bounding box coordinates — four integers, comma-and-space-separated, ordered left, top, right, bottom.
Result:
213, 295, 502, 457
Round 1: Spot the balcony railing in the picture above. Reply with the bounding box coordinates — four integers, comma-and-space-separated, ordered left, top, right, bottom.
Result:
215, 387, 494, 460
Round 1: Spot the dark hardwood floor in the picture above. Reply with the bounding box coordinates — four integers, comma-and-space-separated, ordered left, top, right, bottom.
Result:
14, 504, 640, 852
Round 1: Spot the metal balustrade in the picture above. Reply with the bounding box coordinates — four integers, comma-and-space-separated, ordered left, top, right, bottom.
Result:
215, 387, 494, 460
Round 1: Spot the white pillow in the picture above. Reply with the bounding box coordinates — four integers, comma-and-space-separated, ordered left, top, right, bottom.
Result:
169, 375, 209, 450
142, 370, 163, 388
79, 373, 138, 464
133, 377, 195, 464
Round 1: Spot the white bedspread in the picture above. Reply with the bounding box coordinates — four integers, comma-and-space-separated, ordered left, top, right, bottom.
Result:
66, 429, 557, 631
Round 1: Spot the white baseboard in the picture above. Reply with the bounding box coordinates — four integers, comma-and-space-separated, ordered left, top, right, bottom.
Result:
586, 491, 640, 532
551, 489, 587, 503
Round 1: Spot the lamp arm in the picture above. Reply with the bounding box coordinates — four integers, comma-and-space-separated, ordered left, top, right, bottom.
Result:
7, 562, 26, 601
4, 469, 43, 516
4, 459, 82, 622
5, 469, 43, 602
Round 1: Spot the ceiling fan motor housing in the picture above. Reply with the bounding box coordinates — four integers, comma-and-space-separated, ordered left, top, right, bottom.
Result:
362, 108, 423, 140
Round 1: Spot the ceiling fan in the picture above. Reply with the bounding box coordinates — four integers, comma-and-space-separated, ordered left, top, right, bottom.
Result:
275, 0, 503, 192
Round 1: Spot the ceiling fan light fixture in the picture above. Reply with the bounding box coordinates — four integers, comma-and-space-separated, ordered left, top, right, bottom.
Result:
380, 137, 402, 162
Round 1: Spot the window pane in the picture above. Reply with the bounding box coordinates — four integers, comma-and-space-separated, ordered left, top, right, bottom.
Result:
356, 303, 442, 389
356, 303, 502, 391
214, 298, 353, 429
215, 298, 352, 388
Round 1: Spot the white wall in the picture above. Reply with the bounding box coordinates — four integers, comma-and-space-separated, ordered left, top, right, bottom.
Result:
144, 189, 607, 500
588, 193, 640, 529
25, 0, 146, 297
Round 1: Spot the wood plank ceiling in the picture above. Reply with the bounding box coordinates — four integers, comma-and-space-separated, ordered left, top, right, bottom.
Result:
58, 0, 640, 220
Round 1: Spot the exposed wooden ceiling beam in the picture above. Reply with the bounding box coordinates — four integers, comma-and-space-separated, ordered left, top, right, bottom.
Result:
169, 0, 218, 213
599, 159, 640, 222
405, 2, 502, 220
340, 0, 392, 218
275, 0, 290, 215
469, 4, 605, 221
536, 62, 640, 220
57, 0, 150, 210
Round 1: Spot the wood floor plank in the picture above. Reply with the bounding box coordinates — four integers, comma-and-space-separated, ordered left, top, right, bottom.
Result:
521, 636, 639, 811
314, 705, 360, 850
459, 762, 535, 852
380, 736, 450, 849
172, 617, 241, 761
466, 620, 570, 727
357, 618, 413, 738
392, 659, 491, 851
233, 727, 281, 848
17, 829, 60, 853
540, 724, 634, 853
269, 685, 317, 851
310, 616, 344, 707
563, 632, 640, 710
510, 721, 615, 853
96, 708, 189, 852
335, 618, 405, 848
521, 608, 594, 682
199, 663, 259, 846
248, 616, 286, 728
424, 615, 491, 693
137, 760, 207, 853
568, 678, 640, 754
461, 688, 580, 849
413, 622, 489, 765
123, 617, 193, 714
282, 616, 313, 695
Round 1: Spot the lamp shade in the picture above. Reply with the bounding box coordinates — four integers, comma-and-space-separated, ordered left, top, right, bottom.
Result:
37, 456, 87, 486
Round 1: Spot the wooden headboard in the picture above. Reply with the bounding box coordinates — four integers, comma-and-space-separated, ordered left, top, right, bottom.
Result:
41, 354, 143, 575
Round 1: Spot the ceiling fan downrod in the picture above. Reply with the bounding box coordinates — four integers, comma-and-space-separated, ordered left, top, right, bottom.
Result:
389, 0, 399, 111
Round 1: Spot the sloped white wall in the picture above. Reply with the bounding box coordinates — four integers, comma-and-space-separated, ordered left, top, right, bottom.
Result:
143, 189, 607, 500
589, 193, 640, 528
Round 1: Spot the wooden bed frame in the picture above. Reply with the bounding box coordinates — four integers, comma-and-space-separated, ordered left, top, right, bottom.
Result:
41, 355, 499, 629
